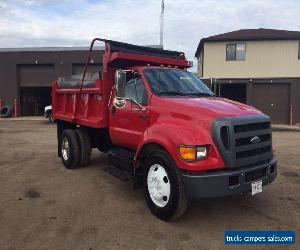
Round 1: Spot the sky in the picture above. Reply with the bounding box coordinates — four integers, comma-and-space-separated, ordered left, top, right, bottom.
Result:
0, 0, 300, 71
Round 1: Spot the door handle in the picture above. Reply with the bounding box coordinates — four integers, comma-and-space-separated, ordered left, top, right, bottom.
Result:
139, 114, 148, 120
112, 106, 116, 114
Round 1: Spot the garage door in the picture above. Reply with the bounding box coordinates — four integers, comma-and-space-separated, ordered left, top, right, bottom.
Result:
252, 83, 290, 124
18, 64, 55, 87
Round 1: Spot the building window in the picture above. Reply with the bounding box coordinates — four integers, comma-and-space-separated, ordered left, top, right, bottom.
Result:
226, 43, 246, 61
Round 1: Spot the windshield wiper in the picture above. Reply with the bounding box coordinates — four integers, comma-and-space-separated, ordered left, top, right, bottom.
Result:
159, 91, 188, 96
159, 91, 215, 97
183, 92, 215, 97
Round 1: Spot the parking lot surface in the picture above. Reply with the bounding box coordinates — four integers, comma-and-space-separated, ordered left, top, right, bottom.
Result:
0, 120, 299, 249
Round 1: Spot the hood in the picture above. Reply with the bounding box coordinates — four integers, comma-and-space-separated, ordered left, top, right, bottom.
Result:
164, 97, 263, 119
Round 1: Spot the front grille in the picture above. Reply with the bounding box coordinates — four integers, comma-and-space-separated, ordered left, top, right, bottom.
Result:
236, 145, 271, 159
221, 126, 231, 150
234, 122, 270, 133
235, 133, 271, 146
212, 116, 273, 168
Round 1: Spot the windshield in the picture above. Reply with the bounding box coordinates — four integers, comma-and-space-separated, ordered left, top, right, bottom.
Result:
144, 68, 214, 97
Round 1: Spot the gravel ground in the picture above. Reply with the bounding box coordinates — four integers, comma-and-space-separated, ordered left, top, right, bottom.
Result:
0, 120, 299, 250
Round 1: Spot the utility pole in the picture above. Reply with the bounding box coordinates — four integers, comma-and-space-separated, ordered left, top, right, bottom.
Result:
160, 0, 164, 47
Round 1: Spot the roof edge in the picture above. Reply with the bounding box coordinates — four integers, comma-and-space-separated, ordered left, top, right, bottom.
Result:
195, 36, 300, 58
0, 45, 163, 53
195, 28, 300, 58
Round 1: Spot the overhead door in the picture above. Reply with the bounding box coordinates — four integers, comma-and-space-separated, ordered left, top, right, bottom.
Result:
251, 83, 290, 124
18, 64, 55, 87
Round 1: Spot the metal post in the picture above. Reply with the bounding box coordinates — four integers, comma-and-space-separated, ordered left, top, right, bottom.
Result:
214, 82, 216, 95
290, 105, 293, 126
160, 0, 164, 47
14, 98, 18, 117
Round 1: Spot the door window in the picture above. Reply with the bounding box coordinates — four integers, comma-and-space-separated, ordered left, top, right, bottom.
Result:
125, 73, 148, 105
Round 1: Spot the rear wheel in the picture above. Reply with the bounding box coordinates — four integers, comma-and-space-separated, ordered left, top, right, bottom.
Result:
60, 129, 81, 169
143, 150, 188, 221
76, 128, 92, 166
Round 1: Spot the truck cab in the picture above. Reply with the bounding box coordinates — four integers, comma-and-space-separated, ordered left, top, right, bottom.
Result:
52, 39, 277, 221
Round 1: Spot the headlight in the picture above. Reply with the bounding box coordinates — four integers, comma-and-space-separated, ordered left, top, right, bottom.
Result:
178, 145, 208, 161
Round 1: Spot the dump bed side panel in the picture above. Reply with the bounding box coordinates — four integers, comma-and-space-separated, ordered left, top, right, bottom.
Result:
52, 79, 108, 128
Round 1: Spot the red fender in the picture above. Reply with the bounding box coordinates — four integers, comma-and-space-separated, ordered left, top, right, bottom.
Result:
133, 122, 225, 174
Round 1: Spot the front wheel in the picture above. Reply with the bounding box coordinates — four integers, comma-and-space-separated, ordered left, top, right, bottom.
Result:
143, 150, 188, 221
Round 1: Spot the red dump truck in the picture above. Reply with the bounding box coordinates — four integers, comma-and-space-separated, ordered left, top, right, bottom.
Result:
52, 38, 277, 220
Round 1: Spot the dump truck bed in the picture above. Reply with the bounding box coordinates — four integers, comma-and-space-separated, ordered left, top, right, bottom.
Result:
52, 76, 108, 128
51, 38, 191, 128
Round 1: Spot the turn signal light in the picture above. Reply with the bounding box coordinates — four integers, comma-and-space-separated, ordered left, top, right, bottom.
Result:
178, 146, 208, 162
179, 146, 196, 161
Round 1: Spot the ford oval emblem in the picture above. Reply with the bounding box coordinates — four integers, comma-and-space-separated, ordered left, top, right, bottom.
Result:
250, 136, 261, 144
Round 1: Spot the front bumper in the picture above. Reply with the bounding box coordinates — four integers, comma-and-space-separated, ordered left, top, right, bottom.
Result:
181, 156, 277, 199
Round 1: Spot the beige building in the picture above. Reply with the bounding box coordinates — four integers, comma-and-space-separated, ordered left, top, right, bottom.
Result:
195, 28, 300, 125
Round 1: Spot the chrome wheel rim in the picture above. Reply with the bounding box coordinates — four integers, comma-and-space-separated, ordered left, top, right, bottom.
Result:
62, 138, 70, 161
147, 164, 170, 207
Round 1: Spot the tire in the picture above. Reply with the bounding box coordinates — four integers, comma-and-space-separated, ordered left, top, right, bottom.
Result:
97, 147, 108, 153
0, 105, 13, 118
143, 149, 188, 221
75, 128, 92, 166
97, 144, 110, 153
60, 129, 81, 169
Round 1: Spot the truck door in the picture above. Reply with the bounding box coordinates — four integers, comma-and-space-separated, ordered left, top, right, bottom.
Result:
109, 71, 149, 150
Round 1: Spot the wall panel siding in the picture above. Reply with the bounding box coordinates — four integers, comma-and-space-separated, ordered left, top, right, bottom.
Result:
203, 40, 300, 78
197, 51, 203, 77
72, 63, 102, 75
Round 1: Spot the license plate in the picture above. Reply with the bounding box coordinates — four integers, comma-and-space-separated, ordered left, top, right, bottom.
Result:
251, 180, 262, 195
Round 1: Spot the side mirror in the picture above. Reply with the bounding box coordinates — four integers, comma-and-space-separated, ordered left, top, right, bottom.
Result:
115, 70, 126, 98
